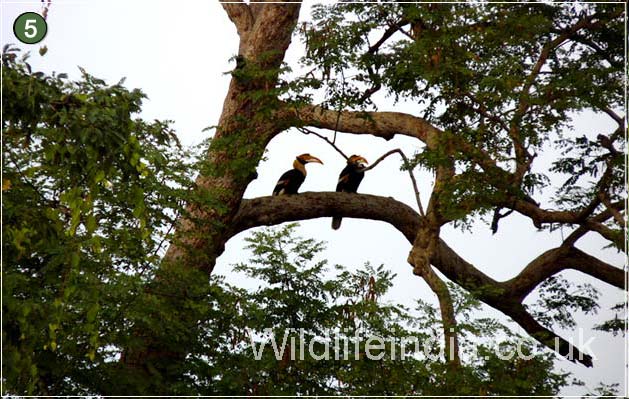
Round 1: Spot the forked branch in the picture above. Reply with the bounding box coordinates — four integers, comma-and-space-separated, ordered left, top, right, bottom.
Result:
221, 0, 254, 36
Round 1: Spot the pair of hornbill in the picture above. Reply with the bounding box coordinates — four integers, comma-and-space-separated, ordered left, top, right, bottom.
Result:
272, 153, 368, 230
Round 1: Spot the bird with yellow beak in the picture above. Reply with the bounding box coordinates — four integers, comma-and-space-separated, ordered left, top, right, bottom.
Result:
273, 153, 323, 195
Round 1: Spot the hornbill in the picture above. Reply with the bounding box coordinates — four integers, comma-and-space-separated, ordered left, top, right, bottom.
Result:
332, 155, 368, 230
272, 153, 323, 195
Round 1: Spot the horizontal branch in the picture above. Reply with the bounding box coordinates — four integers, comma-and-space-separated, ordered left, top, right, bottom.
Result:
284, 103, 438, 142
230, 192, 421, 242
505, 246, 625, 302
227, 192, 624, 365
230, 192, 625, 294
230, 192, 503, 298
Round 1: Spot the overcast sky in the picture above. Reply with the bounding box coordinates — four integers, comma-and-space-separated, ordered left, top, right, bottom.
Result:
2, 1, 626, 395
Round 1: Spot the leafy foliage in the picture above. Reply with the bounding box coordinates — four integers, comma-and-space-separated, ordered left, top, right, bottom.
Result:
202, 223, 572, 396
0, 54, 576, 393
2, 46, 196, 394
3, 2, 623, 391
528, 275, 600, 329
296, 3, 624, 230
593, 302, 627, 337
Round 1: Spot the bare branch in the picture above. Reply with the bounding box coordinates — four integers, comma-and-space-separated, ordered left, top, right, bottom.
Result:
299, 127, 348, 160
283, 102, 515, 183
230, 192, 421, 242
562, 202, 623, 247
230, 195, 626, 295
361, 149, 401, 172
601, 107, 624, 127
285, 102, 438, 142
583, 219, 623, 247
509, 304, 593, 367
362, 149, 425, 217
505, 246, 625, 302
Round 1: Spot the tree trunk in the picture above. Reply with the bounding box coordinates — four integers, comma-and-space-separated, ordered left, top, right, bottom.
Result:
120, 1, 302, 385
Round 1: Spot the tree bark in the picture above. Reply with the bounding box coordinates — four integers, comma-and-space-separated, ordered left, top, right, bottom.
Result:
164, 2, 301, 273
122, 0, 302, 379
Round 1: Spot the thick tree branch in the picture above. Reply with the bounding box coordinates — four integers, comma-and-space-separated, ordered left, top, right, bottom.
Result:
227, 192, 624, 366
601, 107, 624, 127
562, 202, 622, 247
509, 304, 593, 367
284, 103, 437, 142
231, 193, 625, 293
133, 2, 303, 374
282, 102, 518, 189
230, 192, 421, 242
505, 246, 626, 302
221, 1, 254, 36
411, 256, 461, 367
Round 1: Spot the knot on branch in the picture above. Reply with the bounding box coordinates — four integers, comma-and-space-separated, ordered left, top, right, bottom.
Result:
408, 246, 431, 276
408, 230, 436, 277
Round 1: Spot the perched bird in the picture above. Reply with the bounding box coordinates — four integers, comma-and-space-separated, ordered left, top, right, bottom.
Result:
272, 153, 323, 196
332, 155, 368, 230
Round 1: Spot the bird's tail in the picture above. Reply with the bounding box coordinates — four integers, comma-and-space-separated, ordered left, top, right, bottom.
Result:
332, 216, 342, 230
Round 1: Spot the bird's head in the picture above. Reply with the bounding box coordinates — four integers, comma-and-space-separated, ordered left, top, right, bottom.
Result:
348, 154, 368, 169
296, 153, 324, 165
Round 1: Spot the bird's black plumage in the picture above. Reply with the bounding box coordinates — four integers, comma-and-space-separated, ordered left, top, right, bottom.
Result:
273, 168, 306, 195
332, 155, 368, 230
273, 153, 323, 196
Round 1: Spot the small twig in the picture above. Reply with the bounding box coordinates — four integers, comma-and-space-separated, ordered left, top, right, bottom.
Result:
299, 127, 348, 160
333, 69, 349, 145
362, 149, 425, 217
152, 211, 180, 258
360, 149, 402, 172
465, 92, 510, 133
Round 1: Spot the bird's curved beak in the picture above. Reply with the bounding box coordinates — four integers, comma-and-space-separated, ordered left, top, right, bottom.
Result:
357, 157, 368, 167
306, 155, 323, 165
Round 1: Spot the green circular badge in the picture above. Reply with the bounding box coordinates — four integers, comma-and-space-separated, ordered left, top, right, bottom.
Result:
13, 12, 48, 44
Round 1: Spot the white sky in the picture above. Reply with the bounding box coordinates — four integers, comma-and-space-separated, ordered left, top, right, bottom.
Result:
1, 1, 626, 396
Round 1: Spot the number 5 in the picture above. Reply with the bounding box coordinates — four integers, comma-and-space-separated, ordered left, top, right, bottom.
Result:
24, 19, 37, 38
